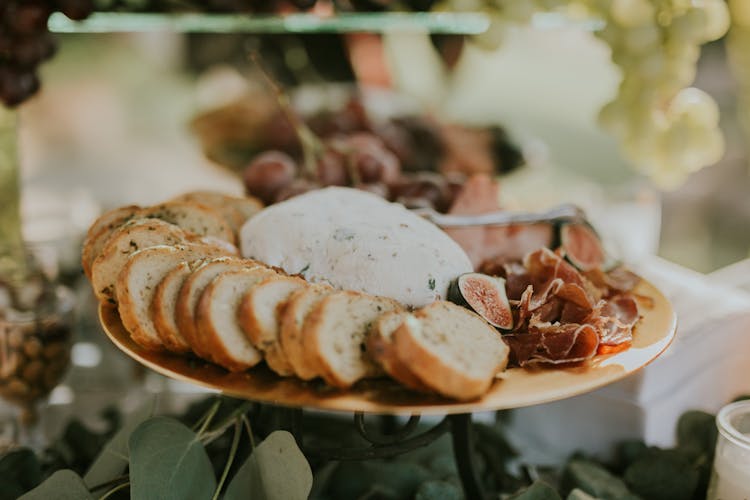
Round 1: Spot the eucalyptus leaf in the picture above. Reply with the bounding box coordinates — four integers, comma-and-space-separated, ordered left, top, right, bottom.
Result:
83, 398, 155, 488
224, 430, 312, 500
129, 416, 216, 500
676, 411, 716, 459
18, 469, 93, 500
0, 448, 41, 493
561, 459, 637, 500
566, 488, 598, 500
414, 480, 462, 500
508, 481, 562, 500
624, 450, 698, 500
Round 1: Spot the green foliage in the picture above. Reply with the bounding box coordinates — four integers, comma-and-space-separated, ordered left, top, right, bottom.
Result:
18, 470, 93, 500
561, 459, 638, 499
224, 430, 312, 500
624, 449, 699, 500
129, 416, 217, 500
414, 480, 462, 500
0, 448, 41, 500
508, 481, 563, 499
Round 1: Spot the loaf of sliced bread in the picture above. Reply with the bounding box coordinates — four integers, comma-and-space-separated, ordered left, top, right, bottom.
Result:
238, 275, 308, 376
392, 301, 509, 401
367, 311, 431, 392
175, 257, 259, 360
170, 191, 263, 234
194, 268, 278, 371
278, 285, 333, 380
116, 244, 232, 351
303, 291, 402, 388
91, 219, 188, 302
81, 205, 141, 279
152, 259, 206, 353
139, 201, 235, 244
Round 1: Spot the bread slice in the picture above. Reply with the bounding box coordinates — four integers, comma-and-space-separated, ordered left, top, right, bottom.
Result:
81, 205, 141, 279
152, 259, 206, 353
367, 311, 432, 392
238, 275, 308, 376
303, 291, 403, 388
392, 301, 509, 401
138, 201, 235, 244
91, 219, 188, 302
115, 244, 232, 351
194, 268, 278, 372
170, 191, 263, 234
175, 257, 259, 360
278, 285, 333, 380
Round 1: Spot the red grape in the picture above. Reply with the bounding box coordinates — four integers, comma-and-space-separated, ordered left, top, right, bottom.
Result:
56, 0, 94, 20
316, 148, 349, 186
275, 179, 320, 203
243, 151, 297, 205
342, 133, 401, 184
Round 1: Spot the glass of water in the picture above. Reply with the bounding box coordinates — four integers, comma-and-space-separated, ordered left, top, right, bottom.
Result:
708, 400, 750, 499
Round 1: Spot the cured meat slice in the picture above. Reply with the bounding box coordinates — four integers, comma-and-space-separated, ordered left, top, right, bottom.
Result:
503, 323, 599, 366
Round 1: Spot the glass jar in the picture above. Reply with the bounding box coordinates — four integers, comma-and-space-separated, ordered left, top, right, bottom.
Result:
707, 400, 750, 499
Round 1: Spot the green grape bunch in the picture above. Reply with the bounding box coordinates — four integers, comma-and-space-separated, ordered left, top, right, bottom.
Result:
443, 0, 731, 187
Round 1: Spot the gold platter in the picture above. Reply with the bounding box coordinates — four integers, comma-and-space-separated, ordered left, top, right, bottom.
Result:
99, 279, 676, 415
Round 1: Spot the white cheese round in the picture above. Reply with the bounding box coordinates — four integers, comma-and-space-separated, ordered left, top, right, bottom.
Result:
240, 187, 473, 307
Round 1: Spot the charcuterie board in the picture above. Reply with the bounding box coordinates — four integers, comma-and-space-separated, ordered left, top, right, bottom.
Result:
99, 277, 676, 415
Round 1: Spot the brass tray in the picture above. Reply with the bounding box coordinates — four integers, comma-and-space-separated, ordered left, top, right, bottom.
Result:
99, 279, 676, 415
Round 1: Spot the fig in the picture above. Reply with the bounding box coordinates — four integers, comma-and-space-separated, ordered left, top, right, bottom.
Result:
560, 222, 606, 272
448, 273, 513, 330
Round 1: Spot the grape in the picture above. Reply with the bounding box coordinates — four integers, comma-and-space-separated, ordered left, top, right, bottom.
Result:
11, 35, 57, 68
340, 133, 401, 185
56, 0, 94, 20
393, 173, 450, 212
316, 148, 349, 187
701, 0, 731, 42
6, 3, 52, 35
0, 68, 40, 107
243, 151, 297, 205
610, 0, 654, 28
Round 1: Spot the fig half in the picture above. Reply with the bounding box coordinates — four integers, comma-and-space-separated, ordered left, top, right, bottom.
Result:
448, 273, 513, 330
560, 222, 606, 272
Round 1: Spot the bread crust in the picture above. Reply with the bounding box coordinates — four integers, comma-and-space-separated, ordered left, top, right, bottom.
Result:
91, 219, 188, 302
81, 205, 141, 278
392, 303, 506, 401
175, 257, 253, 360
238, 275, 307, 376
278, 285, 333, 380
304, 291, 400, 388
169, 191, 262, 234
194, 268, 277, 371
366, 312, 432, 392
152, 262, 194, 353
139, 200, 235, 245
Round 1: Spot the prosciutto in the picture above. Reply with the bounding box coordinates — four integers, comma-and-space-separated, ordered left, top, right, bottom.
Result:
486, 247, 641, 367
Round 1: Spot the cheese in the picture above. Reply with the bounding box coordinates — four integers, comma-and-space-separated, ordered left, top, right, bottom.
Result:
240, 187, 473, 307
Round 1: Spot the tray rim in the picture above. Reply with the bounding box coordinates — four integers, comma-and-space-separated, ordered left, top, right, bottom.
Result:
99, 278, 677, 415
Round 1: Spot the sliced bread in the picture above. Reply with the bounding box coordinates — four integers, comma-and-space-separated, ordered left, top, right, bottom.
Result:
366, 311, 431, 392
194, 268, 278, 371
175, 257, 259, 360
238, 275, 308, 376
170, 191, 263, 234
91, 219, 188, 302
392, 301, 509, 401
116, 244, 232, 351
138, 200, 235, 244
152, 259, 206, 353
278, 285, 333, 380
81, 205, 141, 279
303, 291, 403, 388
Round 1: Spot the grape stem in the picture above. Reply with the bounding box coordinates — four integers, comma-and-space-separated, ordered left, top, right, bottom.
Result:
249, 51, 323, 179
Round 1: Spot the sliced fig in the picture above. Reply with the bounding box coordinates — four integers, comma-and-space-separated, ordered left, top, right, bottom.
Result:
560, 222, 606, 272
448, 272, 513, 330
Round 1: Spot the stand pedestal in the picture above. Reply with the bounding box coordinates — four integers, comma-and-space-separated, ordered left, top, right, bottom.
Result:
257, 405, 488, 499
